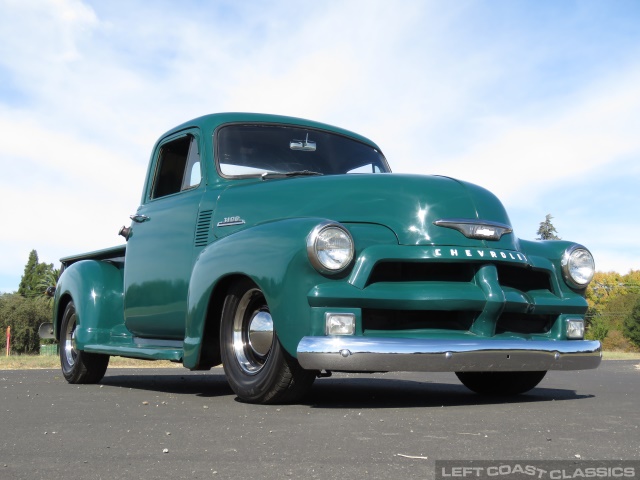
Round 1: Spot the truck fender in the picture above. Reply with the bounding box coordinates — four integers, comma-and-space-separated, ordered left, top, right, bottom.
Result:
53, 260, 125, 349
183, 217, 331, 369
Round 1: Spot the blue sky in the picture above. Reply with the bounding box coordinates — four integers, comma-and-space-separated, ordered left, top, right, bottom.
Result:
1, 0, 639, 292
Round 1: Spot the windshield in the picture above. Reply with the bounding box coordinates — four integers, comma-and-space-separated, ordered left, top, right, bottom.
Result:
217, 124, 390, 177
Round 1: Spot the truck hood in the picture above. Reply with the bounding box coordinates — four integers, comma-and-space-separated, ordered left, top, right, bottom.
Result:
212, 174, 517, 249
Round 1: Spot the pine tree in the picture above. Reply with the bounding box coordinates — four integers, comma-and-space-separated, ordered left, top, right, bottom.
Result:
18, 250, 39, 297
17, 250, 54, 298
536, 214, 561, 240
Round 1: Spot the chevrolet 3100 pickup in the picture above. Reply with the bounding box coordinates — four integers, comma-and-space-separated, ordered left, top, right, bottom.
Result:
45, 112, 601, 404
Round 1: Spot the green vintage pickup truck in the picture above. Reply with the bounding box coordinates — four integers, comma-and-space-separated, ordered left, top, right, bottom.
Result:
47, 112, 601, 403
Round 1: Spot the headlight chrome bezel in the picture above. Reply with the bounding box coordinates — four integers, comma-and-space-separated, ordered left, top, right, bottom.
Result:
561, 245, 595, 289
307, 222, 354, 275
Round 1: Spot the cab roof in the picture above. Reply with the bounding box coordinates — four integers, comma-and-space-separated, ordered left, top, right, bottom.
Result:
159, 112, 380, 149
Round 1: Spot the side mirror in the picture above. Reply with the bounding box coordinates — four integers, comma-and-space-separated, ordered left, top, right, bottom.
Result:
39, 323, 55, 340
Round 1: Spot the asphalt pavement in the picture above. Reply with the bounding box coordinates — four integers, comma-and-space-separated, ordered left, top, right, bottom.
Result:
1, 361, 638, 480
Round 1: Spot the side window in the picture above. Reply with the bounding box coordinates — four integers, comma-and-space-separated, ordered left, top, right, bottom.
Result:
151, 135, 201, 199
182, 138, 201, 190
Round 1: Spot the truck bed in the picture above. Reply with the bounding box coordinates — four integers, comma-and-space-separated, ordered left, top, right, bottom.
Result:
60, 245, 126, 271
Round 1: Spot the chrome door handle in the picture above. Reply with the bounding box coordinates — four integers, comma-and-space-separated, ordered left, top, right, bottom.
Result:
130, 214, 150, 223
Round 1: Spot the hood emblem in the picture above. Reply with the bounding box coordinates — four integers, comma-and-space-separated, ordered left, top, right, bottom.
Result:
434, 218, 512, 241
217, 216, 246, 227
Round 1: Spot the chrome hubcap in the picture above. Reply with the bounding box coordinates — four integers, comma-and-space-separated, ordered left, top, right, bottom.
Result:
232, 288, 274, 375
248, 311, 274, 357
63, 312, 78, 368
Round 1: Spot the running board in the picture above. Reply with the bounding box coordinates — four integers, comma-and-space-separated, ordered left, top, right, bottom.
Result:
83, 343, 183, 362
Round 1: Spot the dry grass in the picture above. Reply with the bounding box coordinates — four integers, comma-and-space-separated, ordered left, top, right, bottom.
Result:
601, 351, 640, 360
0, 354, 181, 370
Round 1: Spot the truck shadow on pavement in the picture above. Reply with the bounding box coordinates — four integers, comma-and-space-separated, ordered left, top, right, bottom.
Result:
99, 369, 593, 408
100, 370, 234, 398
304, 377, 593, 409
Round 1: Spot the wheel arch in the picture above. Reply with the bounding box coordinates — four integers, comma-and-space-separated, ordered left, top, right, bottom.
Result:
191, 273, 251, 370
54, 293, 73, 342
183, 217, 330, 369
52, 260, 125, 349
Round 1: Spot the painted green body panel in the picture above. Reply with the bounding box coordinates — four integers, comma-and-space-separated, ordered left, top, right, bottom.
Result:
51, 112, 596, 371
53, 259, 125, 348
211, 174, 516, 249
124, 186, 203, 339
185, 217, 327, 366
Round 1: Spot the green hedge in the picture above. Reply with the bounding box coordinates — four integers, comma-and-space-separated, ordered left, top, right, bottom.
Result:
0, 294, 53, 354
624, 297, 640, 349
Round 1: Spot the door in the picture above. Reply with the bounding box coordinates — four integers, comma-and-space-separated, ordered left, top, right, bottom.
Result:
124, 132, 204, 339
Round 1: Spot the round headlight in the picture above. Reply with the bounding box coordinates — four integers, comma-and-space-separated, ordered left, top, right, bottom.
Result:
307, 222, 354, 274
561, 245, 595, 289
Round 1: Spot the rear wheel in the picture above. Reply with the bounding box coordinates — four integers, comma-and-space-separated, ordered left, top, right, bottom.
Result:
60, 301, 109, 384
220, 279, 315, 404
455, 371, 547, 396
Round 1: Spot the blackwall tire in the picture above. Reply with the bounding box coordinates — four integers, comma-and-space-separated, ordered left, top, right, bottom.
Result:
220, 279, 315, 404
455, 371, 547, 396
60, 301, 109, 384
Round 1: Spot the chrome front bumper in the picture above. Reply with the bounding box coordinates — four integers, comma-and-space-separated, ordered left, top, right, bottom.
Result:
296, 337, 602, 372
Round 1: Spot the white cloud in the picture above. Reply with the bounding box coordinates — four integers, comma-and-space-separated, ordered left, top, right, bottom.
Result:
0, 0, 99, 74
0, 111, 144, 283
1, 0, 640, 292
426, 66, 640, 206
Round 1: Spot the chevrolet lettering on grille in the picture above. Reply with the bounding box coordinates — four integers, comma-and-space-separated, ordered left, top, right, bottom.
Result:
432, 247, 528, 263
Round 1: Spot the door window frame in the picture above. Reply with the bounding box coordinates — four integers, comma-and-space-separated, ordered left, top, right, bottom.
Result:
146, 129, 204, 203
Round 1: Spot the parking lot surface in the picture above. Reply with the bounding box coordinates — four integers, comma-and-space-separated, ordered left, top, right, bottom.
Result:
1, 360, 638, 479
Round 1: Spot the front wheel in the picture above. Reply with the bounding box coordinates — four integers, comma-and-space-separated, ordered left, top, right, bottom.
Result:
455, 371, 547, 396
220, 279, 316, 404
60, 301, 109, 384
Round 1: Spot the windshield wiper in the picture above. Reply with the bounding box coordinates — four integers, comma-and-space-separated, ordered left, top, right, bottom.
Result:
261, 170, 324, 180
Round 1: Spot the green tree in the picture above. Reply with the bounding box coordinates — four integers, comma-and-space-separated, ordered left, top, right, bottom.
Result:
17, 250, 54, 298
37, 267, 61, 306
17, 250, 39, 297
0, 293, 52, 354
623, 297, 640, 349
585, 314, 609, 342
587, 271, 640, 319
587, 270, 640, 351
536, 214, 561, 240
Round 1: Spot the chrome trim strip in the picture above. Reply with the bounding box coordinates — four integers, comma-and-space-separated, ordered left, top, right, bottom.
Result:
297, 337, 601, 372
